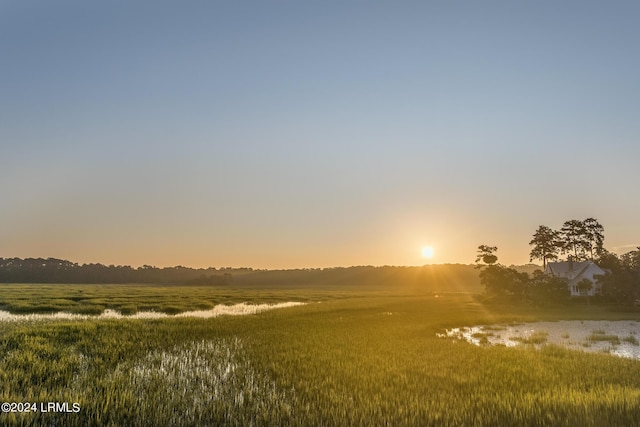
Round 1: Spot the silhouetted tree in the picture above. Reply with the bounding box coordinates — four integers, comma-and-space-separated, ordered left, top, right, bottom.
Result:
595, 250, 620, 271
529, 225, 561, 268
557, 218, 605, 261
560, 219, 589, 261
598, 247, 640, 304
621, 247, 640, 271
475, 245, 498, 268
583, 217, 605, 260
528, 270, 570, 304
479, 265, 529, 296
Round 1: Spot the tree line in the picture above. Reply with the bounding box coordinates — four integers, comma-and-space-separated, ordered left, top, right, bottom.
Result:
529, 218, 604, 268
0, 258, 236, 284
475, 245, 571, 304
595, 250, 640, 304
478, 217, 640, 305
0, 257, 486, 291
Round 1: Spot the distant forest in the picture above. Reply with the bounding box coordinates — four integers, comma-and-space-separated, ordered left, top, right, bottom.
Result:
0, 257, 516, 292
0, 258, 238, 285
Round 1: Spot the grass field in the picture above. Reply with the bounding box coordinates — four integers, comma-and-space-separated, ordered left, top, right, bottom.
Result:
2, 284, 640, 425
0, 283, 346, 315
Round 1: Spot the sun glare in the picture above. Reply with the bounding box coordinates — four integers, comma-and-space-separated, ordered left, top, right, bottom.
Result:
421, 246, 434, 258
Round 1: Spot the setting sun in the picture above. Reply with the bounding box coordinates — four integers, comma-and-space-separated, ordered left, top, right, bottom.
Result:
421, 246, 434, 258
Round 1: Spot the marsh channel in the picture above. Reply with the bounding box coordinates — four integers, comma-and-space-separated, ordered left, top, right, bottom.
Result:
441, 320, 640, 360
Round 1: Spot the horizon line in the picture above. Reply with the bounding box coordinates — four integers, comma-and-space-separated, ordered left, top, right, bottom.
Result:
0, 256, 544, 271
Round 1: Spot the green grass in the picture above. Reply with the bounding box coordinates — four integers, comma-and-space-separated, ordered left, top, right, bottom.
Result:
0, 283, 353, 315
588, 331, 621, 345
2, 288, 640, 425
510, 331, 549, 345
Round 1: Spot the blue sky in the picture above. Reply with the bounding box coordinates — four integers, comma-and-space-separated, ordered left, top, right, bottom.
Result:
2, 1, 639, 268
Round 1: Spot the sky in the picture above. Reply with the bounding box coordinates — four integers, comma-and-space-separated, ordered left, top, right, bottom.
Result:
1, 1, 639, 269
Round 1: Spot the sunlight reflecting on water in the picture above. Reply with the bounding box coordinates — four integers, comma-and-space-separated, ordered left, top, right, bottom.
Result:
439, 320, 640, 360
0, 302, 305, 322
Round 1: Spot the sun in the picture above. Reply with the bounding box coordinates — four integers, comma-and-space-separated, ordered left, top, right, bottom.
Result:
421, 246, 434, 259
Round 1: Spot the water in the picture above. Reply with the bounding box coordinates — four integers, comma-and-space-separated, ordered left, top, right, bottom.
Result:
0, 302, 305, 322
440, 320, 640, 360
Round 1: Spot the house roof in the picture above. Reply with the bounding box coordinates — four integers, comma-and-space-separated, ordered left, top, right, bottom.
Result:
545, 261, 605, 284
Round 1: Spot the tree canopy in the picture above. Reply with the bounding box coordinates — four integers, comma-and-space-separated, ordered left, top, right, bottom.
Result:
529, 225, 561, 268
480, 218, 640, 306
596, 247, 640, 304
475, 245, 498, 267
530, 218, 605, 263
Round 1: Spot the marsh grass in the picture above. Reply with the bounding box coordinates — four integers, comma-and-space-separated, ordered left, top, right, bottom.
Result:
588, 332, 621, 345
2, 292, 640, 425
472, 332, 494, 338
106, 339, 295, 425
0, 283, 340, 315
471, 332, 494, 345
510, 331, 549, 345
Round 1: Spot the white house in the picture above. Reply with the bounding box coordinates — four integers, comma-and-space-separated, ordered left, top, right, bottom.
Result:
545, 260, 605, 297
